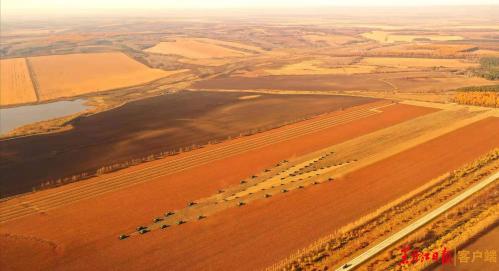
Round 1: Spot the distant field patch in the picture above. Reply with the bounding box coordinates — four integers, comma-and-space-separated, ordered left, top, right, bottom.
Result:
362, 31, 463, 43
145, 38, 261, 59
0, 58, 37, 106
238, 95, 261, 100
361, 57, 477, 68
303, 34, 359, 46
28, 52, 175, 101
367, 43, 479, 58
409, 44, 477, 54
265, 60, 377, 75
194, 38, 263, 53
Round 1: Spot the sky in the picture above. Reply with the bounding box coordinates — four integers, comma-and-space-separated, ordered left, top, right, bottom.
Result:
3, 0, 499, 10
2, 0, 498, 19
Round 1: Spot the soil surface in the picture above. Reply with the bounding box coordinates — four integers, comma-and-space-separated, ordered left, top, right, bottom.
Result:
0, 104, 438, 271
0, 91, 375, 197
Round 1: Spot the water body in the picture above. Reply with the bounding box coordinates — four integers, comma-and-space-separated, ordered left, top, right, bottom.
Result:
0, 99, 89, 134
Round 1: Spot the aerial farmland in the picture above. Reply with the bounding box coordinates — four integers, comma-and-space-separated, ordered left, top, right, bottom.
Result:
0, 3, 498, 271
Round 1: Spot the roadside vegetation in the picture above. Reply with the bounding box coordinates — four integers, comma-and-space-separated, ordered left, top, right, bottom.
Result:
452, 84, 498, 108
362, 179, 498, 270
267, 149, 499, 271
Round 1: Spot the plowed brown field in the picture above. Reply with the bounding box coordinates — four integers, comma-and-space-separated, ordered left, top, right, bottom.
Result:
0, 103, 434, 271
0, 91, 376, 197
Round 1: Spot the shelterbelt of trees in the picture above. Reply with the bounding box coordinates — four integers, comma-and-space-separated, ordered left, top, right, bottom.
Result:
473, 57, 499, 80
453, 84, 498, 108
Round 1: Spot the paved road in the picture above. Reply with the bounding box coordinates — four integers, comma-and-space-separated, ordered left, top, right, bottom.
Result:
335, 171, 499, 271
0, 102, 389, 223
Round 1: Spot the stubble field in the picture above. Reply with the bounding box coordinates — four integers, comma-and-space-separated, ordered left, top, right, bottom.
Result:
0, 58, 37, 106
28, 52, 174, 101
1, 105, 497, 271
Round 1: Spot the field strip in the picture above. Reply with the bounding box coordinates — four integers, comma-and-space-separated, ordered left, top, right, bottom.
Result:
330, 110, 497, 179
2, 103, 488, 222
2, 109, 376, 206
0, 111, 377, 219
335, 171, 499, 271
0, 102, 383, 203
120, 113, 498, 238
0, 102, 391, 222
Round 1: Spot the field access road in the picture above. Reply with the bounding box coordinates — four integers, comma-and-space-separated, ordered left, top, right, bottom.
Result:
0, 102, 392, 223
335, 171, 499, 271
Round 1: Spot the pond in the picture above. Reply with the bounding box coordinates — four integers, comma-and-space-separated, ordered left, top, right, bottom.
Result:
0, 99, 89, 134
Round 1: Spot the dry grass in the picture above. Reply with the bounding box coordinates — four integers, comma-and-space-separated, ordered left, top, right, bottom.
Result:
365, 44, 481, 58
238, 95, 261, 100
193, 38, 264, 53
472, 50, 499, 57
28, 52, 175, 101
303, 34, 360, 46
177, 57, 234, 66
264, 60, 377, 75
267, 149, 499, 271
144, 38, 255, 59
362, 181, 499, 271
362, 31, 464, 43
361, 57, 477, 68
0, 58, 37, 106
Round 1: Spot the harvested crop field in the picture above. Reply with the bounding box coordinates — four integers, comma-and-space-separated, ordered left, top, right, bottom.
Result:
28, 52, 173, 101
361, 57, 477, 68
194, 74, 390, 91
144, 38, 257, 58
264, 60, 376, 75
303, 34, 359, 46
361, 31, 464, 43
0, 58, 37, 106
0, 91, 376, 197
366, 43, 480, 58
107, 118, 498, 271
0, 114, 496, 271
0, 103, 435, 271
193, 72, 491, 92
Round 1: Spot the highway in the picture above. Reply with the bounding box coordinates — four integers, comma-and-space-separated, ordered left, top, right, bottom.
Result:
335, 171, 499, 271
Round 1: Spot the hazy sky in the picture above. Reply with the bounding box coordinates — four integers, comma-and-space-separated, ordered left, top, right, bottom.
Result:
2, 0, 498, 20
3, 0, 499, 11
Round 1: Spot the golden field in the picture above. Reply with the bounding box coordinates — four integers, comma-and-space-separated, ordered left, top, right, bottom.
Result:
362, 31, 464, 43
361, 57, 477, 68
28, 52, 174, 100
144, 38, 258, 59
0, 58, 37, 106
265, 60, 377, 75
303, 34, 360, 46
